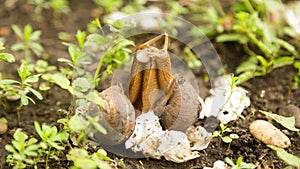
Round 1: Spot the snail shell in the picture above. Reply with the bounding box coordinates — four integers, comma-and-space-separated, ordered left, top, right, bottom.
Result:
155, 76, 201, 132
90, 85, 135, 145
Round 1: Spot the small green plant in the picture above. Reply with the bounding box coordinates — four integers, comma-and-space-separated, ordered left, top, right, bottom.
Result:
0, 63, 43, 125
225, 156, 255, 169
27, 0, 70, 23
34, 121, 69, 168
213, 123, 239, 144
87, 18, 134, 85
67, 148, 112, 169
27, 0, 50, 21
5, 130, 41, 169
93, 0, 123, 13
58, 113, 107, 146
17, 63, 43, 124
0, 41, 15, 63
267, 145, 300, 168
231, 11, 297, 83
11, 24, 44, 62
58, 30, 90, 79
293, 61, 300, 88
187, 0, 299, 84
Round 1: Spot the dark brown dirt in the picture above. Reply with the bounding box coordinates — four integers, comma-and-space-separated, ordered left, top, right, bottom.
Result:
0, 0, 299, 169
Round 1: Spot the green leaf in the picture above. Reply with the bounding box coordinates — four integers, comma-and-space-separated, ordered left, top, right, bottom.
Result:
75, 30, 86, 49
11, 24, 23, 39
31, 42, 44, 56
275, 38, 298, 56
242, 163, 255, 169
24, 144, 39, 156
268, 145, 300, 168
27, 96, 36, 104
34, 121, 44, 141
72, 77, 92, 92
216, 33, 244, 42
57, 58, 72, 64
273, 56, 294, 69
229, 133, 239, 139
0, 53, 15, 63
225, 157, 235, 166
257, 55, 268, 67
222, 136, 232, 143
87, 116, 107, 134
25, 74, 40, 83
236, 71, 254, 84
27, 87, 43, 100
259, 110, 300, 132
5, 145, 17, 154
85, 91, 105, 107
29, 30, 41, 41
21, 93, 29, 105
14, 131, 28, 142
11, 43, 24, 51
24, 24, 33, 42
75, 158, 97, 169
68, 44, 80, 61
69, 115, 85, 132
51, 74, 70, 89
91, 18, 101, 28
294, 61, 300, 69
236, 56, 257, 74
0, 79, 19, 85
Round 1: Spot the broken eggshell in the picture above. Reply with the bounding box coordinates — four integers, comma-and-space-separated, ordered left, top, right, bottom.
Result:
186, 125, 213, 150
200, 75, 250, 124
125, 111, 201, 163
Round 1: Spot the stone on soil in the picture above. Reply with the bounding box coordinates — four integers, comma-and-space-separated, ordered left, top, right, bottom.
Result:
278, 104, 300, 128
249, 120, 291, 148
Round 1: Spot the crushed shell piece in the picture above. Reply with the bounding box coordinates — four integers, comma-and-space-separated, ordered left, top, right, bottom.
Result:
125, 111, 205, 163
200, 75, 250, 124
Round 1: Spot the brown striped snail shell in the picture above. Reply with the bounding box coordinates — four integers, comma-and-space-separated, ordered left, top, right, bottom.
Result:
154, 75, 201, 132
89, 85, 136, 145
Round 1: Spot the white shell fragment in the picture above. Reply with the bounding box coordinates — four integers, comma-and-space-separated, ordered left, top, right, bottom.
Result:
136, 50, 150, 63
186, 126, 213, 150
125, 111, 205, 163
249, 120, 291, 148
200, 75, 250, 124
203, 160, 229, 169
285, 2, 300, 35
157, 131, 199, 163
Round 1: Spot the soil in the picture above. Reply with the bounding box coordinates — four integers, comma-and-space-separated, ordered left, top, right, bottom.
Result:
0, 0, 300, 169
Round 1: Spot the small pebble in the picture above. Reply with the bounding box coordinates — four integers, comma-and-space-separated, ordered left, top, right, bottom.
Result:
0, 123, 7, 134
278, 104, 300, 128
249, 120, 291, 148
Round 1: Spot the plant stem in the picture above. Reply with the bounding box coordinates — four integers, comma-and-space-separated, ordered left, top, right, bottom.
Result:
45, 147, 51, 169
17, 104, 22, 126
214, 0, 225, 16
17, 79, 25, 126
244, 0, 255, 13
243, 44, 255, 56
246, 32, 271, 58
24, 43, 31, 62
93, 33, 117, 85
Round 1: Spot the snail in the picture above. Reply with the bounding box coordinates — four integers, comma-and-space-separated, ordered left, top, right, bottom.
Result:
78, 34, 202, 150
128, 34, 200, 131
